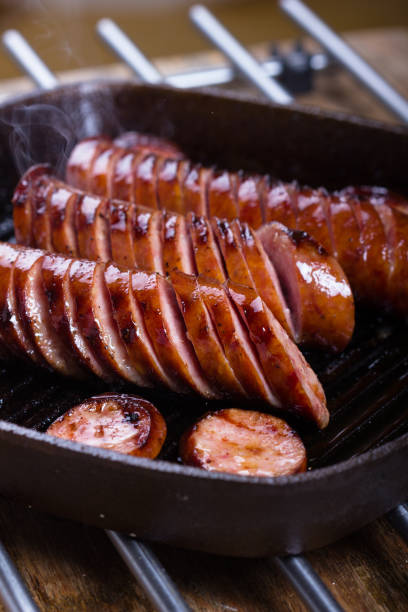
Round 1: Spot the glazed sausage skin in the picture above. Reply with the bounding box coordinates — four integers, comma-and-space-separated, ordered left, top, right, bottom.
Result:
47, 393, 167, 458
0, 242, 328, 427
113, 131, 184, 159
180, 408, 307, 477
14, 166, 354, 353
66, 136, 408, 314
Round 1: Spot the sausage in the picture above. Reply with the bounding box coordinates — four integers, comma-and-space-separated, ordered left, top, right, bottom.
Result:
14, 166, 354, 352
0, 242, 328, 426
130, 269, 216, 397
179, 408, 307, 476
162, 211, 196, 276
25, 254, 85, 377
213, 218, 295, 338
257, 223, 355, 351
65, 136, 408, 314
171, 271, 245, 397
197, 274, 275, 405
114, 131, 184, 159
187, 212, 226, 282
47, 393, 167, 458
227, 281, 328, 427
0, 243, 42, 364
104, 263, 170, 387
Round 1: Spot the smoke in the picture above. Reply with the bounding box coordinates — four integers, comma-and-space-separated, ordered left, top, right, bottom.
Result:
6, 104, 76, 176
1, 83, 124, 177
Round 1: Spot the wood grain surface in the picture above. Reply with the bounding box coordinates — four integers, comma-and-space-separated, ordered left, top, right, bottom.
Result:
0, 26, 407, 612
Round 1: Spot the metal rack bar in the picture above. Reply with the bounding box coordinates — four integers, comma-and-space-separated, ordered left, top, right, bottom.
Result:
107, 532, 191, 612
189, 4, 293, 104
0, 539, 39, 612
2, 30, 58, 90
279, 0, 408, 123
97, 18, 328, 90
387, 502, 408, 543
274, 556, 344, 612
97, 19, 163, 85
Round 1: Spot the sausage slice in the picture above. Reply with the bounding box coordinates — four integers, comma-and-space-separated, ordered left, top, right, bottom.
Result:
227, 281, 329, 428
47, 393, 167, 458
180, 408, 307, 477
171, 271, 245, 397
114, 131, 184, 159
257, 222, 354, 352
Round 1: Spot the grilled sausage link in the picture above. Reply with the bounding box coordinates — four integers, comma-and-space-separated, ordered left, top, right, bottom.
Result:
14, 165, 354, 352
66, 136, 408, 314
180, 408, 307, 476
113, 131, 184, 159
0, 242, 328, 426
47, 393, 167, 458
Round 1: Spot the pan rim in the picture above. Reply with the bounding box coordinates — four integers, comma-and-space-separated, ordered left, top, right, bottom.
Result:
1, 417, 406, 488
1, 77, 408, 137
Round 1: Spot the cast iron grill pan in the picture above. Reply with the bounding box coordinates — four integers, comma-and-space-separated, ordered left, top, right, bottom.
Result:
0, 81, 406, 558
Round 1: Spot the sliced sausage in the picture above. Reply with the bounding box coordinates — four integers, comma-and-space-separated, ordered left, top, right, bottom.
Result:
65, 136, 408, 315
64, 259, 115, 380
49, 188, 81, 258
0, 243, 328, 423
114, 131, 184, 159
131, 207, 164, 274
14, 167, 354, 351
171, 270, 245, 397
75, 193, 107, 262
187, 213, 227, 282
108, 200, 135, 268
133, 152, 160, 209
0, 243, 27, 359
131, 270, 215, 397
47, 393, 167, 458
183, 166, 212, 216
42, 253, 89, 371
156, 158, 186, 213
212, 218, 254, 288
295, 187, 333, 251
208, 170, 238, 220
111, 149, 136, 202
228, 281, 328, 428
180, 408, 307, 476
25, 255, 84, 377
66, 137, 111, 192
257, 222, 355, 352
262, 179, 298, 228
197, 275, 276, 404
236, 173, 264, 229
92, 262, 144, 384
236, 221, 294, 339
162, 211, 196, 278
13, 248, 48, 365
104, 263, 168, 387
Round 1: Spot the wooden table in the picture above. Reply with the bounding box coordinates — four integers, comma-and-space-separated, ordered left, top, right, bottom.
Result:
0, 26, 408, 612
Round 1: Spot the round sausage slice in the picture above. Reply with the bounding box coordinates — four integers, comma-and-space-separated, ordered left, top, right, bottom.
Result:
47, 393, 167, 458
180, 408, 307, 477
